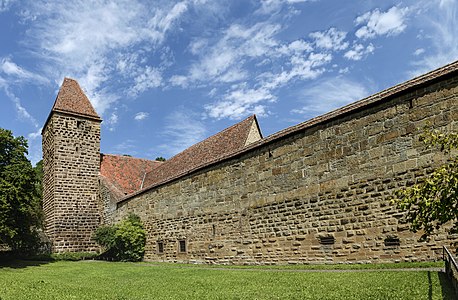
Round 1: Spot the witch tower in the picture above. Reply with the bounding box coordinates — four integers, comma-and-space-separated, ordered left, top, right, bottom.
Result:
42, 78, 102, 252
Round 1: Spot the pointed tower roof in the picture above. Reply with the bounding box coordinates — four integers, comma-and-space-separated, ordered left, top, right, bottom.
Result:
51, 77, 101, 120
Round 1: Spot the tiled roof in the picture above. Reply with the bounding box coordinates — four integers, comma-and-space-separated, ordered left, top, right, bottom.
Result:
141, 115, 262, 189
52, 78, 101, 120
100, 154, 162, 195
118, 60, 458, 204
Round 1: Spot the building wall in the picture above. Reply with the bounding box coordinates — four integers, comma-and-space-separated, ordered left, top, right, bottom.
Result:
42, 112, 101, 252
114, 74, 458, 265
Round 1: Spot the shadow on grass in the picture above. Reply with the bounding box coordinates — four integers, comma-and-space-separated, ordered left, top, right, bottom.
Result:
435, 271, 457, 300
0, 251, 53, 269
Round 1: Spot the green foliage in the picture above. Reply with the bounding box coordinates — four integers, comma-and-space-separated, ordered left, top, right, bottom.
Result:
394, 126, 458, 239
94, 214, 146, 261
0, 128, 42, 254
155, 156, 166, 161
50, 252, 98, 261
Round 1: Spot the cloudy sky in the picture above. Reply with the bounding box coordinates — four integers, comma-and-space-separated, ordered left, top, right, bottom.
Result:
1, 0, 457, 165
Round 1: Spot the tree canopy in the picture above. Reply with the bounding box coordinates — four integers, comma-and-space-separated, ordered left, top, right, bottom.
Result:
394, 126, 458, 239
0, 128, 42, 253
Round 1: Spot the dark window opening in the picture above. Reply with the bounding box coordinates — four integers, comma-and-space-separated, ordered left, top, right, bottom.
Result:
409, 99, 413, 109
212, 224, 216, 237
77, 121, 84, 129
384, 236, 400, 247
157, 241, 164, 254
178, 240, 186, 253
319, 236, 335, 245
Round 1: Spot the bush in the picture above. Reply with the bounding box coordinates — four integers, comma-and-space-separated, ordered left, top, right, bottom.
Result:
94, 214, 146, 262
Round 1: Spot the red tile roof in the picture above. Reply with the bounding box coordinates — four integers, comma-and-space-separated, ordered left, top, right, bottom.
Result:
142, 115, 262, 189
100, 154, 162, 195
119, 60, 458, 204
52, 78, 101, 120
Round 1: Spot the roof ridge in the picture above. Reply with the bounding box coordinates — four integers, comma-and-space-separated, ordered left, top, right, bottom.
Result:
101, 153, 160, 162
118, 59, 458, 204
166, 114, 256, 161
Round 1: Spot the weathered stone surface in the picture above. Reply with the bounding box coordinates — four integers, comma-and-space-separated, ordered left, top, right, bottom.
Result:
114, 73, 458, 264
42, 112, 101, 252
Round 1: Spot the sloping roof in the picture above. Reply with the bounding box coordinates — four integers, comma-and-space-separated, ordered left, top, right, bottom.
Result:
142, 115, 262, 189
118, 60, 458, 204
100, 154, 162, 195
52, 78, 101, 120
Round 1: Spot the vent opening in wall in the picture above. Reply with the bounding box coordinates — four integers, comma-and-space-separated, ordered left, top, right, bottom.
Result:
266, 150, 273, 159
157, 241, 164, 254
178, 240, 186, 253
384, 236, 400, 247
319, 236, 335, 245
77, 120, 84, 129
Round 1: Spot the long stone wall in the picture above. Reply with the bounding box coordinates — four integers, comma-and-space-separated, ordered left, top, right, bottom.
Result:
115, 73, 458, 264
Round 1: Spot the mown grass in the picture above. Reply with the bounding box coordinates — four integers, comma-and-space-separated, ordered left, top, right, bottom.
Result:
0, 260, 455, 300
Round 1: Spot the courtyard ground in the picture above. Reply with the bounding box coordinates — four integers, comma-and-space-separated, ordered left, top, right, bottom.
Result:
0, 260, 455, 299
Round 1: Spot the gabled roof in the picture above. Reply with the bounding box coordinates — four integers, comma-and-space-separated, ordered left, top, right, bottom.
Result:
100, 154, 162, 196
141, 115, 262, 189
52, 77, 101, 120
119, 60, 458, 204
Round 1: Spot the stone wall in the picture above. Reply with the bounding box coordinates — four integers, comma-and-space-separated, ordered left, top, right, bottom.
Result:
42, 112, 101, 252
115, 73, 458, 264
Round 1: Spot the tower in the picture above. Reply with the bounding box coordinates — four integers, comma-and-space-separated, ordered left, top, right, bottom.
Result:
42, 78, 102, 252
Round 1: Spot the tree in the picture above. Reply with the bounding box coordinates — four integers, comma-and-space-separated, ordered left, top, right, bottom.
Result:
94, 214, 146, 261
0, 128, 42, 253
394, 126, 458, 239
155, 156, 166, 162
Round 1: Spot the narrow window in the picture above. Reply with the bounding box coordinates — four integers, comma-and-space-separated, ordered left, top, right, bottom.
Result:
212, 224, 216, 237
157, 241, 164, 254
319, 236, 335, 245
384, 236, 400, 247
77, 120, 84, 129
178, 240, 186, 253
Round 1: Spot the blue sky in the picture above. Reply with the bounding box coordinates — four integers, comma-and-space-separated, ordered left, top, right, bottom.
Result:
1, 0, 457, 165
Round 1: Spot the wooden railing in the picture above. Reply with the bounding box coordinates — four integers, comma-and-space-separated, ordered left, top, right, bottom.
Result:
443, 246, 458, 297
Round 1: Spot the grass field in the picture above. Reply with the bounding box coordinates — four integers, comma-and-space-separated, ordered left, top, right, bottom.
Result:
0, 260, 455, 300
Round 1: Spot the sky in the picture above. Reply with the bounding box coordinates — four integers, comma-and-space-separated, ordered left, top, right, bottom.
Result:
1, 0, 457, 165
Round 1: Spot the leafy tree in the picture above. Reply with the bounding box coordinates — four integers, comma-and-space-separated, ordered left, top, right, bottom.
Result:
34, 160, 43, 199
0, 128, 42, 253
394, 126, 458, 239
155, 156, 166, 162
94, 214, 146, 261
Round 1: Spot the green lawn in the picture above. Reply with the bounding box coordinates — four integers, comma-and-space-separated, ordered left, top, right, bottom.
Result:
0, 260, 455, 300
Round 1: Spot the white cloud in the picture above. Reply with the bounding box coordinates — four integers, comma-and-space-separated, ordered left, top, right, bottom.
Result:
156, 110, 207, 157
1, 85, 39, 127
413, 48, 425, 56
344, 43, 375, 61
409, 0, 458, 74
134, 112, 149, 121
0, 0, 16, 12
0, 57, 48, 83
178, 22, 281, 86
310, 28, 348, 51
129, 66, 162, 96
27, 127, 42, 140
106, 112, 118, 132
206, 86, 275, 120
22, 1, 190, 115
291, 77, 370, 117
112, 139, 138, 156
355, 6, 408, 39
256, 0, 310, 15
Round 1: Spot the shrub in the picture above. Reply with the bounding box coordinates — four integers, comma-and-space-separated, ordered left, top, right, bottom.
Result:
94, 214, 146, 262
